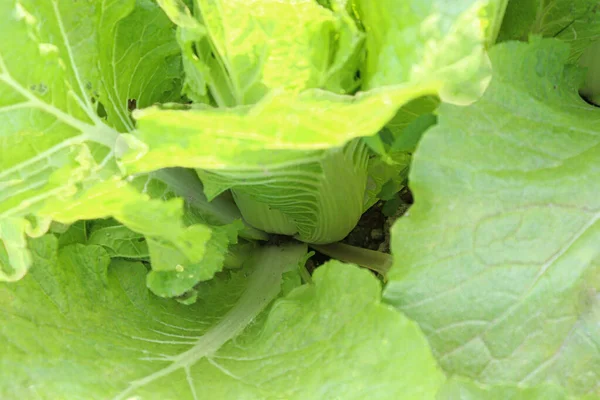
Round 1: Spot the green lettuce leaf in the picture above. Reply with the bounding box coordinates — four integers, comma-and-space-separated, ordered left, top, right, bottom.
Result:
0, 0, 230, 283
385, 38, 600, 396
0, 0, 118, 221
158, 0, 364, 106
354, 0, 507, 104
97, 0, 184, 131
127, 84, 440, 172
497, 0, 600, 62
0, 237, 445, 399
126, 85, 456, 247
39, 165, 265, 300
145, 223, 239, 299
362, 96, 439, 207
0, 0, 182, 219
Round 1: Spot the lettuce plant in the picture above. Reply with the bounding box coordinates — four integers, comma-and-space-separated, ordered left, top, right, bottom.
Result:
1, 0, 599, 399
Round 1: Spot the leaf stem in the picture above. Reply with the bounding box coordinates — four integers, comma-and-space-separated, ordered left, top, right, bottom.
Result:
309, 242, 392, 276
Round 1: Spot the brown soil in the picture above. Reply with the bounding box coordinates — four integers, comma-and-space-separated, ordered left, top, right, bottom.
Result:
342, 187, 413, 253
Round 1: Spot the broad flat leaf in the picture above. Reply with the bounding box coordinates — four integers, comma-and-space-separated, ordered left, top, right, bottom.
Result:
36, 165, 264, 300
0, 238, 445, 399
129, 85, 432, 246
128, 83, 439, 174
0, 0, 182, 280
39, 179, 213, 268
353, 0, 507, 104
497, 0, 600, 62
0, 0, 117, 220
385, 38, 600, 396
123, 171, 260, 298
127, 85, 438, 244
0, 160, 231, 291
0, 0, 181, 217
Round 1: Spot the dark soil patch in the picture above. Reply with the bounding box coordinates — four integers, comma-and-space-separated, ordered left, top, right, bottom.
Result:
342, 201, 388, 250
342, 187, 413, 253
304, 251, 331, 274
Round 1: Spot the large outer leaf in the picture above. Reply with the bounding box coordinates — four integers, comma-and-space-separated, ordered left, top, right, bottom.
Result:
0, 0, 116, 220
0, 0, 201, 281
0, 0, 111, 279
0, 0, 181, 218
126, 85, 438, 245
497, 0, 600, 62
0, 238, 445, 399
385, 38, 600, 396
